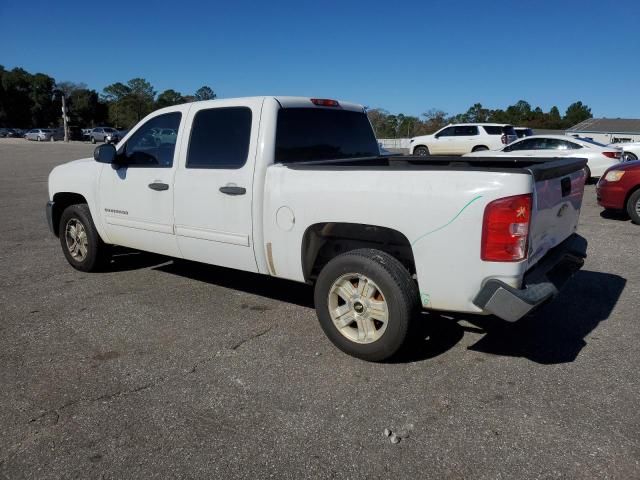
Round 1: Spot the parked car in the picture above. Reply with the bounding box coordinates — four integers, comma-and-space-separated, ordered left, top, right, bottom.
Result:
596, 160, 640, 224
514, 127, 534, 138
608, 141, 640, 161
68, 126, 84, 141
465, 135, 622, 180
24, 129, 53, 141
47, 96, 588, 361
51, 128, 65, 141
89, 127, 119, 144
151, 127, 177, 145
105, 129, 127, 144
409, 123, 518, 156
82, 129, 92, 140
4, 128, 21, 138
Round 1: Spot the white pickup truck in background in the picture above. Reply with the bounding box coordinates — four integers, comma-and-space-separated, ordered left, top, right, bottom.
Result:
47, 97, 588, 361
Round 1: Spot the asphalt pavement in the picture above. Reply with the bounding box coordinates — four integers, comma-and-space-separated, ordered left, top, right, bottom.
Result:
0, 138, 638, 479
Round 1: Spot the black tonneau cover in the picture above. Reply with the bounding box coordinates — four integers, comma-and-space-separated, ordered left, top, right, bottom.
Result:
281, 155, 588, 181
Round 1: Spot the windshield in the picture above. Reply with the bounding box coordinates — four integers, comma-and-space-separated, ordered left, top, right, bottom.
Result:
275, 108, 379, 163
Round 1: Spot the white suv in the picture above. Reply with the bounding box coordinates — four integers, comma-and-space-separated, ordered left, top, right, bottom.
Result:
409, 123, 518, 155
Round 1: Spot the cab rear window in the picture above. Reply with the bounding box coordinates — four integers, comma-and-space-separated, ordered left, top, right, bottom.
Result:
275, 108, 379, 163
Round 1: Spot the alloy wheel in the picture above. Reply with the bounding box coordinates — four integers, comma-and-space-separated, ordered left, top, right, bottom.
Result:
327, 273, 389, 344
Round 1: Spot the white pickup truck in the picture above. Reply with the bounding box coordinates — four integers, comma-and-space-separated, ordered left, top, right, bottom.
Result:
47, 96, 588, 361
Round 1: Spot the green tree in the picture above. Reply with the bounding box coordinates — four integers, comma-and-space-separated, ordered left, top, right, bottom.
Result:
194, 85, 216, 101
563, 101, 592, 128
421, 109, 449, 133
547, 106, 563, 129
155, 89, 185, 109
462, 103, 491, 123
68, 88, 107, 126
102, 78, 156, 128
2, 68, 36, 127
126, 78, 156, 123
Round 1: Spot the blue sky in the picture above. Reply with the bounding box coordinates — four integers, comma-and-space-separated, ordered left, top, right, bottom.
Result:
1, 0, 639, 118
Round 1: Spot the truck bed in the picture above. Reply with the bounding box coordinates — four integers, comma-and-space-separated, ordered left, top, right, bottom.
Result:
282, 155, 588, 180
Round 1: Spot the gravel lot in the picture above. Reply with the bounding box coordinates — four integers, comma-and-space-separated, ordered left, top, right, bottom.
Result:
1, 138, 639, 479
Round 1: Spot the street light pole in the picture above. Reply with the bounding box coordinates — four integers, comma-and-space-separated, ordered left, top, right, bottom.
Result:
61, 94, 69, 142
52, 89, 69, 142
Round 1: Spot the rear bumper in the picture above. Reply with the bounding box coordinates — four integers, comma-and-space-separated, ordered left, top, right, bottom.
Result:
46, 200, 55, 235
473, 234, 587, 322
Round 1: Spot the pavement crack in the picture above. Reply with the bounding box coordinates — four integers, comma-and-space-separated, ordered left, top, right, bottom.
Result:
230, 326, 274, 351
27, 382, 157, 428
91, 383, 155, 403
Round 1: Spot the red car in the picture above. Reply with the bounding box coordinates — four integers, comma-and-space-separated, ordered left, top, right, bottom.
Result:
596, 160, 640, 224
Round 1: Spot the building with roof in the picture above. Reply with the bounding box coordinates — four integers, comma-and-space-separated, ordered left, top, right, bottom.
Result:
566, 118, 640, 144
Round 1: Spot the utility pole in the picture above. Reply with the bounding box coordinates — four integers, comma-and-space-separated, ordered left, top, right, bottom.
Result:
52, 89, 69, 142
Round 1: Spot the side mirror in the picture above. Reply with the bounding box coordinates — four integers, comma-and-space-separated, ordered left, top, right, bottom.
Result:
93, 143, 117, 164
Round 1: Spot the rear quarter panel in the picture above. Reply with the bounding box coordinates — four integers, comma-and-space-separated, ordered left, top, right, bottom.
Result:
264, 166, 534, 314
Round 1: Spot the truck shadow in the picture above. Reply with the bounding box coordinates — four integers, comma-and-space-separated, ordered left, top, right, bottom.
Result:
154, 259, 315, 308
398, 270, 626, 365
152, 259, 624, 365
103, 249, 171, 272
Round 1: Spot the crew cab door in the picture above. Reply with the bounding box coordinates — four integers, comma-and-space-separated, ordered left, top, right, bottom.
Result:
430, 126, 455, 154
452, 125, 479, 154
97, 110, 185, 257
172, 98, 263, 272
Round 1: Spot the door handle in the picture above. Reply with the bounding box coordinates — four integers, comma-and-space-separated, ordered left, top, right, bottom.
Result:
148, 182, 169, 191
219, 186, 246, 196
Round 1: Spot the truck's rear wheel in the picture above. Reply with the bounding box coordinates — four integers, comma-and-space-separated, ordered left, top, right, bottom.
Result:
414, 146, 429, 156
59, 204, 110, 272
314, 249, 419, 361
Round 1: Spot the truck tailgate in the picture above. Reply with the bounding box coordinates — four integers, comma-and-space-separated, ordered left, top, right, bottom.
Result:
526, 158, 587, 269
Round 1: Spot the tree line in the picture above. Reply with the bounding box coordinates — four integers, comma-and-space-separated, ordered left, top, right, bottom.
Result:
1, 65, 593, 135
367, 100, 593, 138
0, 65, 216, 129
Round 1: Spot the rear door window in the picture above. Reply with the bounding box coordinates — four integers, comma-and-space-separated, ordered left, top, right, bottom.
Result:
186, 107, 252, 169
454, 126, 478, 136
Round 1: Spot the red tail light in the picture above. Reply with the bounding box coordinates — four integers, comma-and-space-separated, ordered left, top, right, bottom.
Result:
602, 151, 621, 159
311, 98, 340, 107
481, 194, 532, 262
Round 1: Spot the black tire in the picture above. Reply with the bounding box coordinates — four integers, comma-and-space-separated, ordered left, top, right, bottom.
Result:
413, 146, 429, 156
626, 189, 640, 225
584, 166, 592, 183
59, 204, 110, 272
90, 136, 96, 144
623, 152, 638, 161
314, 249, 419, 362
472, 145, 489, 152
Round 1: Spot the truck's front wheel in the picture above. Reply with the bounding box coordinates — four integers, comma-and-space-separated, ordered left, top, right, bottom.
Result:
59, 204, 110, 272
314, 249, 419, 361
